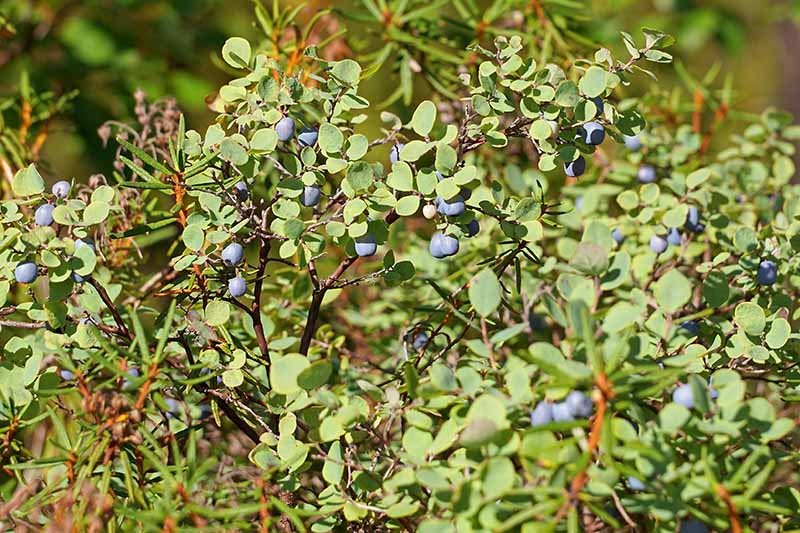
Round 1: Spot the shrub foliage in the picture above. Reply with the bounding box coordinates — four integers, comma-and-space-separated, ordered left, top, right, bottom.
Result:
0, 2, 799, 532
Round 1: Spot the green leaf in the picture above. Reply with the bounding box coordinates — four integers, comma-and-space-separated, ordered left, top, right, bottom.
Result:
318, 123, 344, 154
118, 138, 174, 175
653, 270, 691, 313
766, 318, 790, 349
396, 195, 420, 216
222, 37, 251, 68
469, 268, 501, 317
82, 201, 110, 225
659, 403, 690, 434
399, 140, 431, 162
411, 100, 436, 136
182, 224, 205, 251
579, 66, 607, 98
12, 164, 45, 196
270, 354, 311, 396
482, 457, 515, 499
345, 161, 374, 192
322, 442, 344, 484
734, 302, 766, 336
330, 59, 361, 85
205, 300, 230, 326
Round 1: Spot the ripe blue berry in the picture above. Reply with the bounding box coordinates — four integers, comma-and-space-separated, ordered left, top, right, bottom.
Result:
623, 134, 642, 150
412, 332, 429, 350
221, 243, 245, 266
52, 180, 71, 199
577, 121, 605, 145
466, 219, 480, 237
275, 116, 295, 142
228, 276, 247, 297
528, 311, 547, 332
72, 272, 87, 283
564, 155, 586, 177
650, 235, 668, 254
354, 233, 378, 257
530, 401, 553, 427
672, 383, 694, 409
436, 195, 465, 217
551, 402, 575, 422
637, 164, 656, 183
757, 260, 777, 286
438, 234, 459, 257
590, 96, 604, 114
667, 228, 682, 246
297, 127, 318, 148
15, 261, 37, 284
679, 519, 708, 533
75, 238, 96, 252
680, 321, 700, 337
684, 206, 705, 233
35, 204, 55, 226
612, 228, 624, 244
234, 181, 249, 200
565, 391, 593, 418
301, 185, 321, 207
429, 233, 459, 259
390, 143, 404, 164
628, 477, 645, 491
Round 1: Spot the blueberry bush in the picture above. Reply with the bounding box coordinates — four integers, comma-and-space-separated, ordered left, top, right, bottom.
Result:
1, 2, 799, 531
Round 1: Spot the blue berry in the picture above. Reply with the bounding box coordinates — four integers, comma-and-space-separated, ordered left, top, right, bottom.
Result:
612, 228, 624, 244
221, 243, 245, 266
234, 181, 249, 201
436, 195, 465, 217
297, 127, 318, 148
52, 180, 71, 199
649, 235, 668, 254
667, 228, 682, 246
354, 233, 377, 257
466, 219, 480, 237
429, 233, 459, 259
576, 121, 605, 145
672, 383, 694, 409
565, 391, 593, 418
564, 156, 586, 177
623, 135, 642, 150
628, 476, 645, 491
589, 96, 604, 114
275, 116, 295, 142
390, 143, 404, 164
412, 332, 429, 350
757, 260, 777, 286
301, 185, 321, 207
75, 238, 96, 252
680, 321, 700, 337
15, 261, 37, 284
637, 164, 657, 183
679, 519, 708, 533
228, 276, 247, 297
551, 402, 575, 422
530, 401, 553, 427
35, 204, 55, 226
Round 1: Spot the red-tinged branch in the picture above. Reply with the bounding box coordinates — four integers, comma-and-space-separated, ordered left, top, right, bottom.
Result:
87, 277, 133, 341
299, 209, 399, 355
252, 210, 271, 361
715, 483, 742, 533
555, 372, 615, 522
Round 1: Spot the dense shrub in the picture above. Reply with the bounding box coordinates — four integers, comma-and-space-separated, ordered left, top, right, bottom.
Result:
0, 2, 799, 531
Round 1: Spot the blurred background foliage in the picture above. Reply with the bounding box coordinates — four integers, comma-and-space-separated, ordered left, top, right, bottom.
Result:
1, 0, 799, 181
